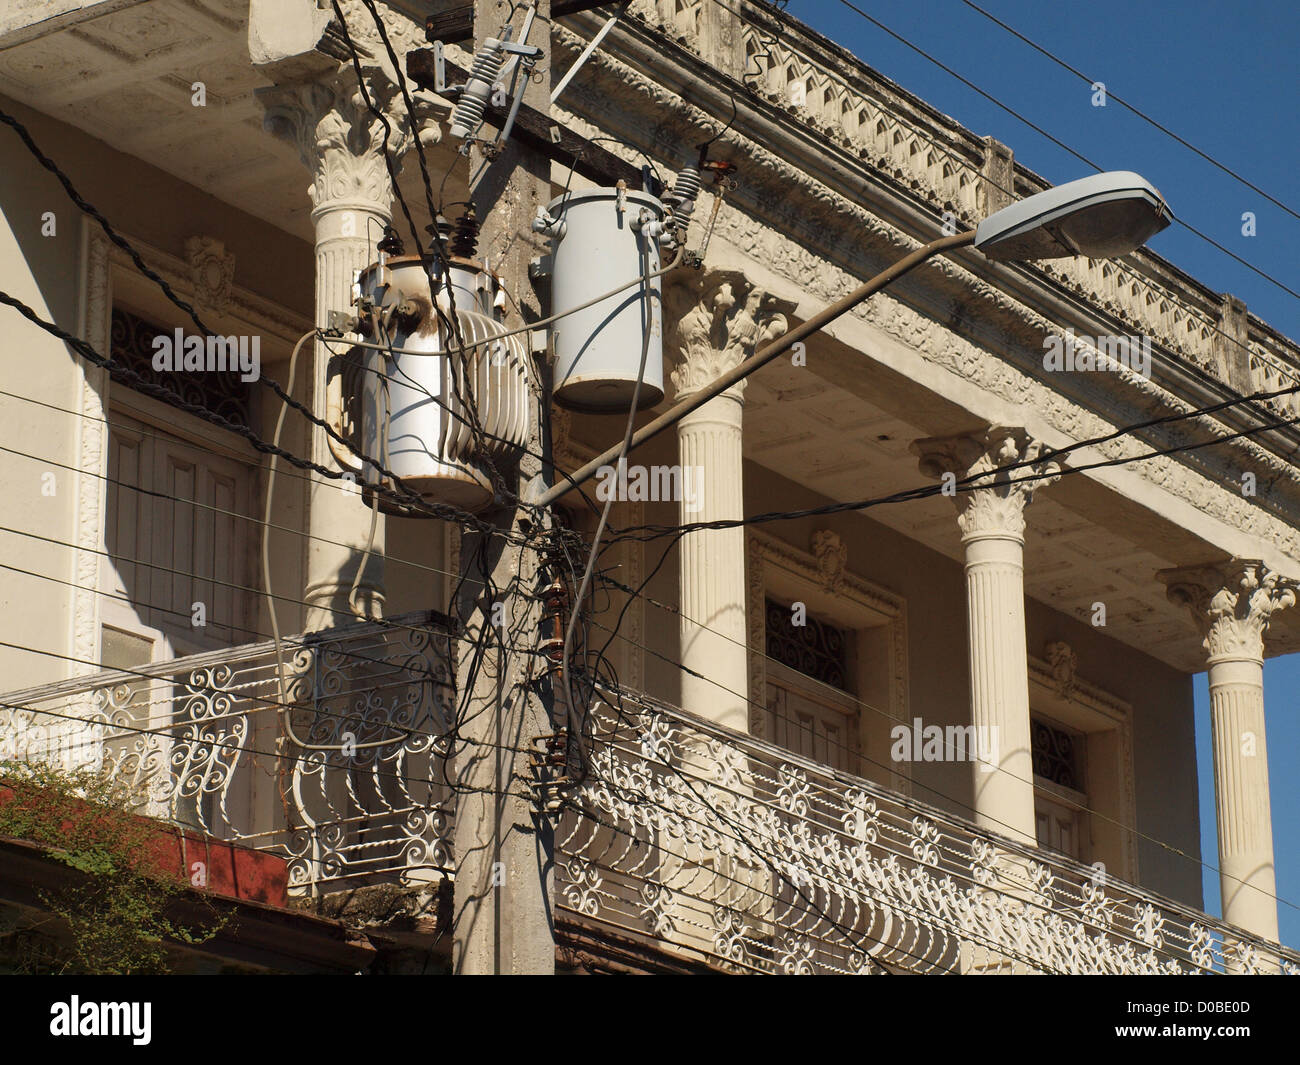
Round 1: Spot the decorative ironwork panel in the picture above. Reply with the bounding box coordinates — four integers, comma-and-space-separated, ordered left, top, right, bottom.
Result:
556, 687, 1300, 975
110, 306, 253, 429
1032, 718, 1080, 790
0, 612, 455, 895
765, 598, 848, 690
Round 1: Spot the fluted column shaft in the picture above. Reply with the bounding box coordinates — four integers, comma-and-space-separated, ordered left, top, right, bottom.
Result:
1207, 656, 1275, 939
662, 270, 796, 953
302, 198, 390, 628
261, 72, 417, 629
914, 428, 1062, 846
963, 529, 1035, 842
1161, 561, 1296, 945
667, 271, 793, 733
677, 394, 748, 732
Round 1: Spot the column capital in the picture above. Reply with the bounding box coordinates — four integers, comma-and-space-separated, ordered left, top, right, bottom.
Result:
257, 57, 444, 216
911, 427, 1062, 541
1158, 560, 1298, 663
665, 269, 795, 402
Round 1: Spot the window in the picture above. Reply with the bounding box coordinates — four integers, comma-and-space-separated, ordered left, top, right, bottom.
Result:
763, 597, 849, 691
762, 599, 857, 773
748, 532, 909, 790
1031, 715, 1088, 861
103, 412, 257, 655
110, 307, 253, 429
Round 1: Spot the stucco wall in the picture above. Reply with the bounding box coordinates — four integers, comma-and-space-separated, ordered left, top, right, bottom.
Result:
0, 96, 320, 685
0, 98, 86, 691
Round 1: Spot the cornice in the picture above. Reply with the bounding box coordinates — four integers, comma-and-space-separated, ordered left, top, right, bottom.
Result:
550, 23, 1300, 565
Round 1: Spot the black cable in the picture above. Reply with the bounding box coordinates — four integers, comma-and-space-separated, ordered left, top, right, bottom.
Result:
0, 104, 438, 497
828, 0, 1300, 303
959, 0, 1300, 227
604, 399, 1300, 544
0, 291, 501, 534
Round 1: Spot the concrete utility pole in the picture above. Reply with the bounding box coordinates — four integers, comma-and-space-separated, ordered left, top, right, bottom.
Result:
451, 0, 557, 975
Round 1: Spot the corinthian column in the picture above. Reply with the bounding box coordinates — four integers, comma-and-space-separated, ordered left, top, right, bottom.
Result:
912, 428, 1062, 844
666, 272, 792, 733
1159, 561, 1295, 947
259, 49, 438, 629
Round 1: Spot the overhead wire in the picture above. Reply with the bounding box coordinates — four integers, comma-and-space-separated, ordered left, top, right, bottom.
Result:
827, 0, 1300, 304
582, 591, 1300, 922
0, 104, 457, 508
602, 402, 1300, 546
6, 0, 1298, 964
699, 0, 1300, 399
958, 0, 1300, 227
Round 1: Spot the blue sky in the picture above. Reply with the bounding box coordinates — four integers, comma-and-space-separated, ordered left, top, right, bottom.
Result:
782, 0, 1300, 944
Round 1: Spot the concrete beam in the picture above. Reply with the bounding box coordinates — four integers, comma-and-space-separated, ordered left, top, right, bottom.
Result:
0, 0, 148, 51
248, 0, 340, 83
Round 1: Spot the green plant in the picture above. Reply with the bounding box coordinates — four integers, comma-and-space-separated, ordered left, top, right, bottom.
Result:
0, 759, 227, 974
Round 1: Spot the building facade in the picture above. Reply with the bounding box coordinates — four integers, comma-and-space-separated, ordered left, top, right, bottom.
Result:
1, 0, 1298, 973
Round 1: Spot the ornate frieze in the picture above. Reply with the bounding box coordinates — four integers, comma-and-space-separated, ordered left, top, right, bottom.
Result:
549, 22, 1300, 566
1159, 561, 1298, 663
912, 427, 1062, 541
607, 6, 1297, 409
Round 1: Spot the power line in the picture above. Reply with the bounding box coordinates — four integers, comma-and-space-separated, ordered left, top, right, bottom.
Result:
604, 397, 1300, 544
0, 421, 558, 748
0, 430, 493, 589
0, 383, 552, 564
571, 686, 1270, 972
5, 0, 1294, 967
0, 558, 537, 719
0, 291, 491, 531
827, 0, 1300, 303
0, 104, 445, 504
573, 0, 1300, 465
582, 591, 1300, 924
0, 519, 488, 671
560, 782, 1066, 974
0, 508, 553, 752
0, 681, 534, 805
3, 566, 1288, 963
4, 463, 1286, 952
959, 0, 1300, 227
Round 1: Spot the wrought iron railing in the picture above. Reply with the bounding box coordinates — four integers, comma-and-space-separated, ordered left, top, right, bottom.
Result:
0, 612, 456, 895
557, 687, 1300, 974
5, 624, 1297, 972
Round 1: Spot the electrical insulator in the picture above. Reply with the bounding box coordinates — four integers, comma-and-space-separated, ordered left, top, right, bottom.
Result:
353, 247, 530, 513
449, 38, 507, 139
533, 187, 668, 412
662, 163, 702, 242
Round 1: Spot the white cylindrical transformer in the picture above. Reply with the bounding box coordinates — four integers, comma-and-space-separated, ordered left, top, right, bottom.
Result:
353, 255, 530, 514
541, 189, 664, 412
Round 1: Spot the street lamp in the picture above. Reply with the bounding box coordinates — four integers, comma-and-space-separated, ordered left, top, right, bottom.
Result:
975, 170, 1171, 262
534, 170, 1172, 506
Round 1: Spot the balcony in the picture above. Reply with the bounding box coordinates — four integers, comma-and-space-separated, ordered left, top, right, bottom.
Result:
556, 690, 1300, 975
0, 612, 456, 897
1, 618, 1296, 974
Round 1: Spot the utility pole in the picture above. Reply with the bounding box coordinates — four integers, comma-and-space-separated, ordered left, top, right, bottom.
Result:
451, 0, 557, 975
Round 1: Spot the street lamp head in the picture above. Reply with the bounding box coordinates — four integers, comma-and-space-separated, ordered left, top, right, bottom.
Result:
974, 171, 1172, 262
